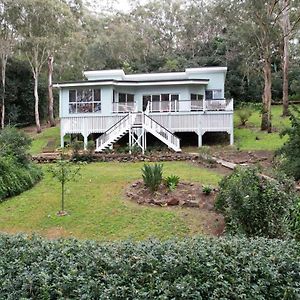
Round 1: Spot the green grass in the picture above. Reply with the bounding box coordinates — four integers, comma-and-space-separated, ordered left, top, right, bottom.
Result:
234, 105, 292, 151
0, 162, 222, 241
29, 126, 60, 155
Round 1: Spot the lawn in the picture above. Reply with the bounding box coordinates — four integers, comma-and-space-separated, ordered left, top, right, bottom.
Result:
28, 126, 60, 155
234, 105, 291, 151
0, 162, 222, 241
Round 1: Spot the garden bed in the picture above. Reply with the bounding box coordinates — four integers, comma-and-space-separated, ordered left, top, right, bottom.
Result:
126, 180, 218, 209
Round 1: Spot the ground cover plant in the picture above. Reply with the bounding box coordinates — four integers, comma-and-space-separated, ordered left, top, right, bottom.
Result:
0, 162, 222, 240
0, 234, 299, 299
215, 166, 299, 239
0, 127, 42, 201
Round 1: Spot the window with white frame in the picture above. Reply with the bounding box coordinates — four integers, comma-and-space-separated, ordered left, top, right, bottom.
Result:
191, 94, 203, 101
69, 89, 101, 113
143, 94, 179, 112
117, 93, 134, 103
205, 89, 222, 100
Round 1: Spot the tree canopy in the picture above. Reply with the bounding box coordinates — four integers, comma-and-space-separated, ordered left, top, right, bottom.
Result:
0, 0, 299, 130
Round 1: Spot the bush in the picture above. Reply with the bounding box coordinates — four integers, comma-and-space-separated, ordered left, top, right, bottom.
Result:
0, 234, 299, 299
236, 107, 253, 126
215, 166, 299, 239
0, 156, 42, 201
202, 185, 212, 195
142, 163, 163, 192
198, 146, 216, 167
277, 106, 300, 180
87, 140, 95, 155
165, 175, 180, 191
0, 126, 31, 165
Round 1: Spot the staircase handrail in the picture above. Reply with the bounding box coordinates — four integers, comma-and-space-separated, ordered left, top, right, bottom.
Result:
96, 113, 132, 149
103, 113, 130, 136
144, 114, 180, 149
144, 114, 175, 136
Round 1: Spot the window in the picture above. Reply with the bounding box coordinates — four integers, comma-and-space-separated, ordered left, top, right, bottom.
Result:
191, 94, 203, 111
205, 89, 222, 100
69, 89, 101, 114
191, 94, 203, 101
143, 94, 179, 112
117, 93, 134, 103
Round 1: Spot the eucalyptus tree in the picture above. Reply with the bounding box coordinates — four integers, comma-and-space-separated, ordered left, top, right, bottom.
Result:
8, 0, 76, 133
0, 0, 15, 129
280, 0, 300, 116
216, 0, 286, 132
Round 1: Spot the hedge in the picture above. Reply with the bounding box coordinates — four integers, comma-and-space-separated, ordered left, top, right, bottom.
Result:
0, 234, 299, 299
0, 156, 42, 201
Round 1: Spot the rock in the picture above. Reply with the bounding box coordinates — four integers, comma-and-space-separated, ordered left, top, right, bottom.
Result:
167, 197, 179, 206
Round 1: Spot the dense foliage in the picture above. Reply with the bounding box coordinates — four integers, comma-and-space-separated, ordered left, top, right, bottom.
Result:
0, 156, 42, 200
0, 234, 299, 299
0, 0, 300, 129
0, 126, 31, 164
278, 106, 300, 180
0, 127, 42, 201
142, 163, 163, 192
215, 167, 299, 239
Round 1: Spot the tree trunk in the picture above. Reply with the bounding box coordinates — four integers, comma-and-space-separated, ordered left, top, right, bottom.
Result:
281, 0, 290, 116
34, 71, 41, 133
1, 56, 7, 129
48, 54, 55, 126
61, 181, 65, 212
261, 56, 272, 132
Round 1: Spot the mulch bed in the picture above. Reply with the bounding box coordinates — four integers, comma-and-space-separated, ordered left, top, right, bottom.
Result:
126, 180, 218, 209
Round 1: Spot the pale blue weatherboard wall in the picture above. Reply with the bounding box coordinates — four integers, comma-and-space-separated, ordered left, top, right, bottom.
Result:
60, 70, 225, 118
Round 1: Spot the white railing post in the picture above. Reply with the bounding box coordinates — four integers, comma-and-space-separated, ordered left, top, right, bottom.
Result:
203, 94, 206, 112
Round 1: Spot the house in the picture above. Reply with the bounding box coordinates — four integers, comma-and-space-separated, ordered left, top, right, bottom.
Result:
54, 67, 233, 153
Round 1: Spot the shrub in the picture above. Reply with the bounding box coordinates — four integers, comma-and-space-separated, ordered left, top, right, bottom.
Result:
277, 106, 300, 180
86, 140, 95, 155
0, 156, 42, 201
165, 175, 180, 191
0, 234, 299, 299
289, 198, 300, 240
71, 140, 84, 159
215, 166, 299, 239
202, 185, 212, 195
0, 126, 31, 165
142, 163, 163, 192
198, 146, 216, 167
236, 107, 253, 126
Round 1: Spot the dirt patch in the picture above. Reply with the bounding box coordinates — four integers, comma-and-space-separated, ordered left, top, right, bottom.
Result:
43, 227, 69, 239
212, 149, 274, 169
126, 180, 225, 236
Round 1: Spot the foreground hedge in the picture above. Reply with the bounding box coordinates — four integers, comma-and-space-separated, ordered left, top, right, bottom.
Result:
0, 235, 299, 299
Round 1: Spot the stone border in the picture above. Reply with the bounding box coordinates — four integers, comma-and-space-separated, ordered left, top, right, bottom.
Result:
32, 152, 200, 163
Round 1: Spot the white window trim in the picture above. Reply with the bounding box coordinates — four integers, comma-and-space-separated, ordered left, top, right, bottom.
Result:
69, 89, 101, 114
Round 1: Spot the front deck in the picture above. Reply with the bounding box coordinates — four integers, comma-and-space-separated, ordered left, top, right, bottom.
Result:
60, 99, 234, 149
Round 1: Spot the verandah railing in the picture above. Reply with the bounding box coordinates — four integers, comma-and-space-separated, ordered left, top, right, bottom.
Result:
112, 99, 233, 113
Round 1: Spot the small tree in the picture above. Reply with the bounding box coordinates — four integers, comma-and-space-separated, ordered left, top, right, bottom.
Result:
49, 159, 81, 216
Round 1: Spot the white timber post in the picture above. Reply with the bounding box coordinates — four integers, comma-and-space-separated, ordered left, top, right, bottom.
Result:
83, 133, 88, 150
198, 130, 203, 147
203, 93, 206, 112
129, 127, 132, 154
61, 134, 64, 148
230, 130, 234, 145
